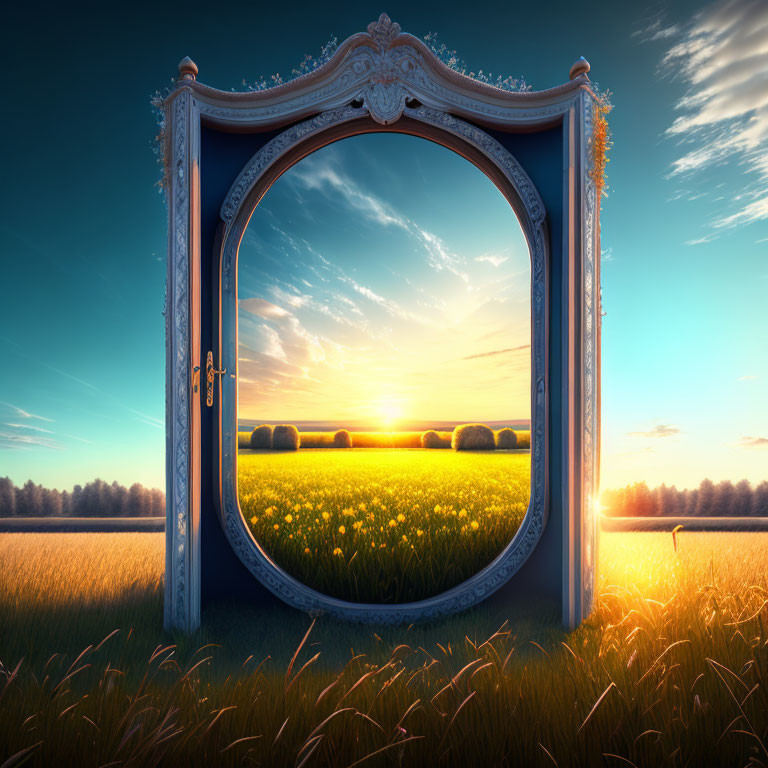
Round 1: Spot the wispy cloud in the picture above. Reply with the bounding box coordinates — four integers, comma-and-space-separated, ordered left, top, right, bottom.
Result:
462, 345, 530, 361
0, 431, 63, 450
337, 276, 430, 326
632, 15, 680, 42
239, 298, 292, 320
475, 253, 509, 267
0, 402, 54, 422
737, 435, 768, 448
646, 0, 768, 234
738, 374, 757, 381
5, 422, 54, 433
130, 409, 164, 430
291, 156, 470, 283
627, 424, 682, 438
2, 420, 92, 445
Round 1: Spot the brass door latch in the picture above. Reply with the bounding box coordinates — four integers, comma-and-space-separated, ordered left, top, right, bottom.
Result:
205, 351, 226, 407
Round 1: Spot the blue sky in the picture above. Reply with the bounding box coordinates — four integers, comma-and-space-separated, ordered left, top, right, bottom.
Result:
0, 0, 766, 492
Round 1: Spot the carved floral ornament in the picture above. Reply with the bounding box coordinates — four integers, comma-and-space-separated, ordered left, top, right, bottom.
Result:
170, 14, 597, 128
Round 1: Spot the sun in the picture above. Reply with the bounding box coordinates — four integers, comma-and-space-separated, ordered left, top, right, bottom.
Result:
378, 399, 403, 430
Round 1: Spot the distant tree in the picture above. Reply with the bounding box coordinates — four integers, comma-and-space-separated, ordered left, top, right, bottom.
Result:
149, 488, 165, 517
628, 482, 654, 517
0, 477, 16, 516
18, 480, 44, 517
126, 483, 150, 517
60, 489, 72, 517
78, 480, 99, 517
72, 484, 83, 516
713, 481, 736, 517
695, 479, 716, 517
752, 482, 768, 517
733, 479, 753, 517
43, 488, 63, 517
656, 484, 680, 517
681, 488, 698, 517
599, 477, 768, 519
110, 481, 128, 517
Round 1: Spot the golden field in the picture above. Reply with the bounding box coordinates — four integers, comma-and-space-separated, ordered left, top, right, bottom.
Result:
239, 449, 531, 602
237, 429, 532, 450
1, 531, 767, 766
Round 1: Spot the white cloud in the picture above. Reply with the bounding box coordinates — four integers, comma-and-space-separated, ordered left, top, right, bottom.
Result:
339, 276, 429, 325
0, 402, 54, 422
5, 422, 54, 434
259, 325, 288, 361
633, 16, 680, 42
627, 424, 682, 438
651, 0, 768, 233
239, 298, 292, 320
475, 253, 509, 267
737, 435, 768, 448
0, 431, 63, 450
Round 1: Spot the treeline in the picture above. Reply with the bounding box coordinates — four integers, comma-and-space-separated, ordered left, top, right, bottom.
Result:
602, 479, 768, 518
0, 477, 164, 518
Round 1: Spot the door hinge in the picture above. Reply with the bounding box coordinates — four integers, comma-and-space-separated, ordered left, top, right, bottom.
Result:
205, 351, 226, 407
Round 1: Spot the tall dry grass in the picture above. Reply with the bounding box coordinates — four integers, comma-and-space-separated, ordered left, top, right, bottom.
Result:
1, 532, 767, 766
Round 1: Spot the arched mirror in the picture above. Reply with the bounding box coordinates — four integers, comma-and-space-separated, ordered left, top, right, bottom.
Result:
224, 124, 541, 611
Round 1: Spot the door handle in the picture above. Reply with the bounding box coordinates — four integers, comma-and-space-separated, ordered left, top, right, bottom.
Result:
205, 351, 226, 407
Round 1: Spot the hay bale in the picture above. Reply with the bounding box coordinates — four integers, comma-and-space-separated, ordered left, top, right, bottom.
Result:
421, 430, 443, 448
249, 424, 274, 449
451, 424, 495, 451
272, 424, 300, 451
333, 429, 353, 448
495, 428, 518, 449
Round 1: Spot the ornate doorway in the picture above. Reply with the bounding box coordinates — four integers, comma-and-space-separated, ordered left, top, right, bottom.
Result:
161, 14, 602, 632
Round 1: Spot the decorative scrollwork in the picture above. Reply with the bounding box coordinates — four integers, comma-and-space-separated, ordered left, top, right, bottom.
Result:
167, 91, 191, 629
189, 14, 589, 130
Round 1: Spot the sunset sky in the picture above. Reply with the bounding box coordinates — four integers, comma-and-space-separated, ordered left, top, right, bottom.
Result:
0, 0, 766, 492
237, 134, 530, 426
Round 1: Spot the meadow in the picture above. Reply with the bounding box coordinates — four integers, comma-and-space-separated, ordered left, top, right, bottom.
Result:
239, 450, 531, 602
1, 531, 768, 767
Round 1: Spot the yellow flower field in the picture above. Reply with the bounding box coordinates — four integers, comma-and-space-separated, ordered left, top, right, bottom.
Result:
239, 449, 530, 602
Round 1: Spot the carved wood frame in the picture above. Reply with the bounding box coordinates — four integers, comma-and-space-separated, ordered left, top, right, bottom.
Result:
162, 14, 601, 632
